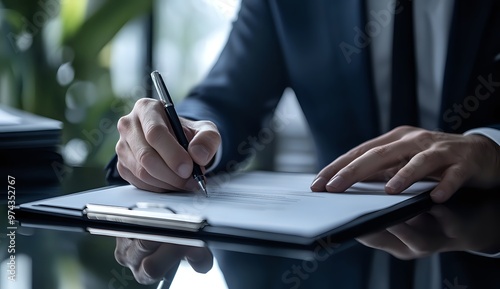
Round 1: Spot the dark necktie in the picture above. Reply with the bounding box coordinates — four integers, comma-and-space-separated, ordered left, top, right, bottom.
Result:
390, 0, 419, 128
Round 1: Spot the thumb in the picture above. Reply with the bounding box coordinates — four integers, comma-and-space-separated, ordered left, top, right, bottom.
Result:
185, 120, 221, 166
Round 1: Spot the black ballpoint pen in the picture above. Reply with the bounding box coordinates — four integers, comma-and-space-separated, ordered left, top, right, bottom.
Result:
150, 71, 208, 197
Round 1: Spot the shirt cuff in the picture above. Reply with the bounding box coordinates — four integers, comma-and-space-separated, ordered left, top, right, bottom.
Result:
463, 128, 500, 146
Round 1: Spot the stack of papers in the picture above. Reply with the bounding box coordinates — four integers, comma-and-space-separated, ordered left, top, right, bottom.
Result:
0, 105, 63, 184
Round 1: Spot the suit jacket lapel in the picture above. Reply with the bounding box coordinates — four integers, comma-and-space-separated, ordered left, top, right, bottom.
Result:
440, 0, 494, 130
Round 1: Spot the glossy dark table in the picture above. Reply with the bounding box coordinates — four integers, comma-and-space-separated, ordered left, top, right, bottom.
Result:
1, 167, 500, 289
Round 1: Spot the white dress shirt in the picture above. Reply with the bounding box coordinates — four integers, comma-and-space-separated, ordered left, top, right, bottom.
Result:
368, 0, 454, 131
368, 0, 500, 145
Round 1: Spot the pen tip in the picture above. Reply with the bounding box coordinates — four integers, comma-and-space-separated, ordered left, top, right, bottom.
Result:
197, 180, 209, 197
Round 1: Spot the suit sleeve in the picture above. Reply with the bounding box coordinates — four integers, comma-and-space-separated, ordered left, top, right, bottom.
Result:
176, 0, 289, 173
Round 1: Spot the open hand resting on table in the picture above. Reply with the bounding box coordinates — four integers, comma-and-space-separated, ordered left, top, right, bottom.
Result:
311, 126, 500, 203
115, 98, 221, 192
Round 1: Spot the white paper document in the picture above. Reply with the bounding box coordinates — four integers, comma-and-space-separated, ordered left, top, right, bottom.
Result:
0, 108, 22, 125
24, 171, 436, 239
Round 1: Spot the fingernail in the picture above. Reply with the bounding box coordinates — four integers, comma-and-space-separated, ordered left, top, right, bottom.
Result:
386, 177, 403, 194
326, 175, 345, 191
177, 163, 192, 179
310, 177, 327, 191
191, 145, 210, 165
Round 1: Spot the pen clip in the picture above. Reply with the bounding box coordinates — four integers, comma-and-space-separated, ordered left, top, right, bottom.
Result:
151, 70, 174, 106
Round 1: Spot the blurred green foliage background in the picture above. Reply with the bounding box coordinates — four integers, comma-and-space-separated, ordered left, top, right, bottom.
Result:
0, 0, 234, 168
0, 0, 152, 167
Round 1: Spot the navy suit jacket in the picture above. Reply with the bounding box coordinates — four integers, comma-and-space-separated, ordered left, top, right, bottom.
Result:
177, 0, 500, 172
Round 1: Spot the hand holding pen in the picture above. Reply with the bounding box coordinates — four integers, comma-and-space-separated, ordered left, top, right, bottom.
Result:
151, 71, 208, 195
115, 72, 221, 194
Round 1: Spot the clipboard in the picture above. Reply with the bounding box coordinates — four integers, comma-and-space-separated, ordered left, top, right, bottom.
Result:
16, 171, 436, 245
16, 212, 354, 261
84, 203, 206, 232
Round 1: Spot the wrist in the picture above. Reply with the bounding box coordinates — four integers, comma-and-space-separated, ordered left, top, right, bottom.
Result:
466, 134, 500, 188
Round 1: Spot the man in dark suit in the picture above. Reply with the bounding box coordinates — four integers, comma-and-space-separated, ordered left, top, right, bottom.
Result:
114, 0, 500, 202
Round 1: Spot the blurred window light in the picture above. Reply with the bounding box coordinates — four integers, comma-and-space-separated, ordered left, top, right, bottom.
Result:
202, 0, 240, 20
57, 62, 75, 86
1, 254, 32, 289
170, 258, 228, 289
65, 81, 98, 109
110, 17, 147, 99
153, 0, 240, 100
14, 32, 33, 52
108, 0, 241, 104
63, 138, 90, 166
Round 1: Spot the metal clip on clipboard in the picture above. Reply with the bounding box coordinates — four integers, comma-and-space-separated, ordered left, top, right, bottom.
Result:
84, 204, 207, 232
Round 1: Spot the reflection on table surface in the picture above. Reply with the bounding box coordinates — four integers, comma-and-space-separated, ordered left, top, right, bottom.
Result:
1, 167, 500, 289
